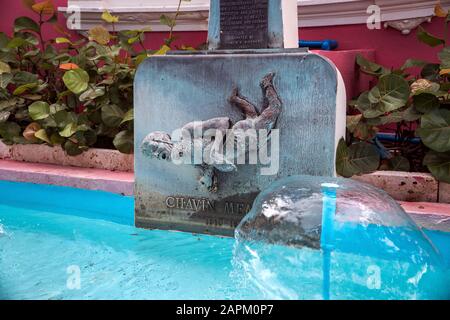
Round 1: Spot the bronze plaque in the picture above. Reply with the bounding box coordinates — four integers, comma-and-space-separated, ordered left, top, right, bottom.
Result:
134, 52, 340, 236
220, 0, 269, 49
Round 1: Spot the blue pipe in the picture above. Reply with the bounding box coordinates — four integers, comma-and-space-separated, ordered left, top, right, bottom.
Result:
299, 40, 338, 51
320, 183, 338, 300
376, 133, 421, 144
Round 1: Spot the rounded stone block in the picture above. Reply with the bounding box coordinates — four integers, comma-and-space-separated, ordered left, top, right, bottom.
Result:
352, 171, 438, 203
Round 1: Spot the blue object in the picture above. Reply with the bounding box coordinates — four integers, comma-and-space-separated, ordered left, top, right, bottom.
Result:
1, 180, 449, 300
299, 40, 338, 51
234, 176, 450, 299
0, 180, 134, 226
376, 133, 421, 144
320, 183, 338, 300
373, 137, 392, 160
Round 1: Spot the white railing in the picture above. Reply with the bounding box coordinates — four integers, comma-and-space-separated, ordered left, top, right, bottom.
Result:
61, 0, 446, 31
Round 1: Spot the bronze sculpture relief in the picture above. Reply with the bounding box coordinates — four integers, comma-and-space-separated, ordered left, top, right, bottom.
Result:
141, 73, 282, 192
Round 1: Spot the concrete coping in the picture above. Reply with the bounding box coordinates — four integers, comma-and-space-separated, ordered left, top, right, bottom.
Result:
0, 159, 448, 232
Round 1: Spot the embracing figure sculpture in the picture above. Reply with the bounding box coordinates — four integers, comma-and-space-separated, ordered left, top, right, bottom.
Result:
141, 73, 282, 192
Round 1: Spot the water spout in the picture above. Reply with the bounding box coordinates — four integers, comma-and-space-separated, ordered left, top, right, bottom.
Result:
233, 175, 449, 300
320, 183, 338, 300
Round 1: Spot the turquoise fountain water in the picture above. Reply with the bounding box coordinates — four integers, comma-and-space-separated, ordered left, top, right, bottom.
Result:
234, 176, 450, 300
320, 183, 338, 300
0, 180, 449, 299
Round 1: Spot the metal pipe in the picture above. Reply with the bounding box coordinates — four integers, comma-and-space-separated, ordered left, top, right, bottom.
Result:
376, 133, 421, 144
299, 40, 338, 50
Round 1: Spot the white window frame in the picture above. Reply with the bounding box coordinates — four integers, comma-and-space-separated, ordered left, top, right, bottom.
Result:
60, 0, 448, 31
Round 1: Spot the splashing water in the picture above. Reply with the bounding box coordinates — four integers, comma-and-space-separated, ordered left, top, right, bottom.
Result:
0, 224, 5, 237
233, 176, 450, 300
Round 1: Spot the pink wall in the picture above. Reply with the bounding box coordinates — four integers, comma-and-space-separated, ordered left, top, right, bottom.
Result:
0, 0, 206, 49
1, 0, 68, 40
301, 21, 444, 69
1, 1, 444, 76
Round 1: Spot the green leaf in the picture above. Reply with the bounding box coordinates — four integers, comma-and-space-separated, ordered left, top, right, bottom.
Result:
120, 108, 134, 125
79, 87, 105, 102
32, 0, 55, 16
154, 44, 171, 56
367, 107, 421, 126
413, 93, 440, 114
0, 61, 11, 74
355, 92, 375, 117
356, 54, 389, 76
88, 26, 111, 45
336, 139, 358, 178
0, 32, 10, 48
75, 129, 97, 147
59, 122, 78, 137
13, 71, 38, 85
160, 14, 176, 28
7, 37, 28, 49
101, 10, 119, 23
63, 140, 84, 156
63, 68, 90, 94
0, 121, 21, 141
421, 63, 441, 81
439, 47, 450, 68
417, 26, 445, 47
46, 13, 58, 24
423, 150, 450, 183
49, 103, 67, 114
388, 156, 410, 172
28, 101, 50, 120
0, 73, 13, 89
23, 49, 40, 58
35, 129, 51, 144
113, 130, 133, 154
348, 142, 380, 173
14, 16, 40, 33
0, 111, 10, 123
135, 52, 149, 66
0, 98, 19, 111
417, 109, 450, 152
127, 35, 140, 45
401, 59, 428, 70
55, 37, 72, 44
353, 122, 378, 141
402, 106, 423, 122
336, 138, 380, 178
367, 74, 410, 115
53, 110, 77, 128
13, 83, 37, 95
101, 104, 124, 127
50, 132, 65, 145
0, 50, 16, 64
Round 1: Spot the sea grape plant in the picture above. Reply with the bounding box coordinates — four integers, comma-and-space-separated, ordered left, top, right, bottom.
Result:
337, 3, 450, 183
0, 0, 191, 155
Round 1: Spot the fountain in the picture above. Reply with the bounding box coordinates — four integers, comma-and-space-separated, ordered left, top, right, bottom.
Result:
234, 176, 449, 299
134, 0, 346, 236
132, 1, 448, 299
